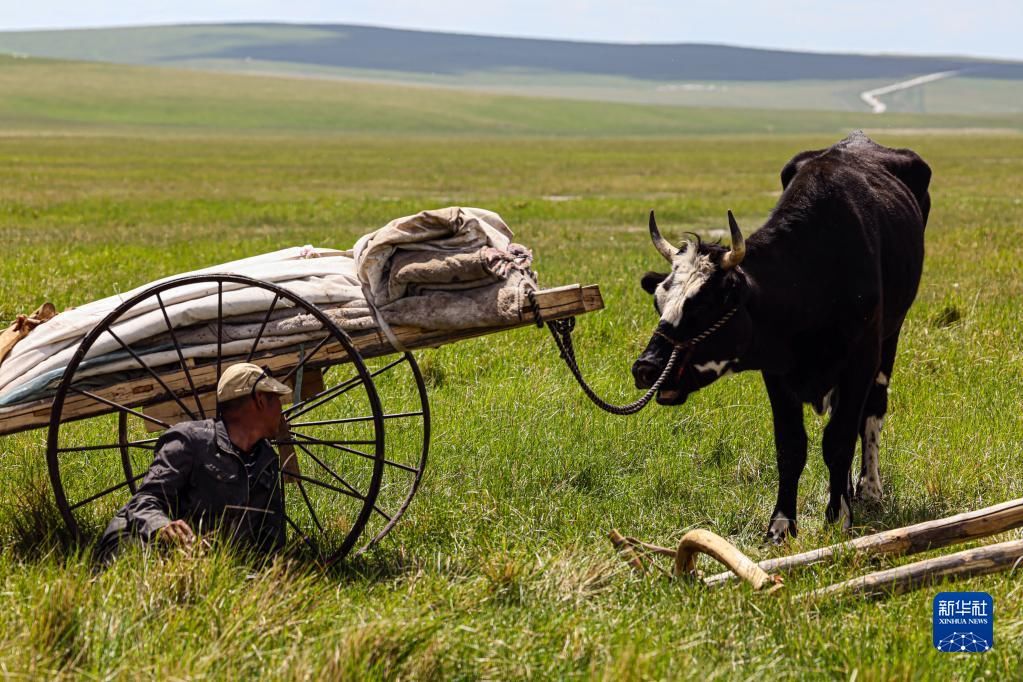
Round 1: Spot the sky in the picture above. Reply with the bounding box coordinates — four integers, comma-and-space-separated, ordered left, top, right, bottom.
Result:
3, 1, 1022, 62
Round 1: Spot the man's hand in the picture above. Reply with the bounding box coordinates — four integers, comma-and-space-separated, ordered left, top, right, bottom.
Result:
155, 519, 195, 545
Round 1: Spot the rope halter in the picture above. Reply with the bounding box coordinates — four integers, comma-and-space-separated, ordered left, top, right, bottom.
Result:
653, 305, 738, 352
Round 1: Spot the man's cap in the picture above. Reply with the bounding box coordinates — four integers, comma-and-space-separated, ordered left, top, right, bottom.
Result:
217, 362, 293, 402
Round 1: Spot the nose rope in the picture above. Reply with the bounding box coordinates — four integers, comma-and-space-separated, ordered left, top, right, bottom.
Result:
653, 306, 737, 351
532, 291, 737, 416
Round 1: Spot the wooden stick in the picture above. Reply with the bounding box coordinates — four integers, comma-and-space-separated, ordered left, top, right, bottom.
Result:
608, 529, 656, 574
674, 529, 783, 591
609, 529, 783, 591
705, 497, 1023, 587
801, 539, 1023, 600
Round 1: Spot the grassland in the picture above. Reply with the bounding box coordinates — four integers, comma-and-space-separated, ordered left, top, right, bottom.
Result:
168, 60, 899, 113
4, 23, 1023, 116
3, 55, 1023, 140
0, 58, 1022, 679
885, 77, 1023, 115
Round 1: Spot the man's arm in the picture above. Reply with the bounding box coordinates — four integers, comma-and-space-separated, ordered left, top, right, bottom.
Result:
122, 428, 195, 542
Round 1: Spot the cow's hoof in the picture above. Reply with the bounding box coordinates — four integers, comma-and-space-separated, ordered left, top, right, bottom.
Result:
825, 496, 853, 531
855, 475, 884, 503
763, 515, 797, 544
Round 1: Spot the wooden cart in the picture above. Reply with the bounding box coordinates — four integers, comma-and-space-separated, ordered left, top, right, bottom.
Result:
0, 274, 602, 564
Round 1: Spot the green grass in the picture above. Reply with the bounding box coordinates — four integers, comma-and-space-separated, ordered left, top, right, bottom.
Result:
173, 60, 1023, 116
2, 56, 1023, 137
0, 60, 1022, 678
885, 77, 1023, 115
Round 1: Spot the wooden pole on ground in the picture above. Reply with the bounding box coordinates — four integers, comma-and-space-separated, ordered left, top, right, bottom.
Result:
705, 497, 1023, 587
801, 539, 1023, 600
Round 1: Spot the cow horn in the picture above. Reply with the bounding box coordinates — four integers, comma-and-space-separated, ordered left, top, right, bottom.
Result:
648, 210, 678, 263
722, 210, 746, 270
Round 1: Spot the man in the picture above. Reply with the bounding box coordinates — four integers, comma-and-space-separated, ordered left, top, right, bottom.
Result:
97, 362, 292, 562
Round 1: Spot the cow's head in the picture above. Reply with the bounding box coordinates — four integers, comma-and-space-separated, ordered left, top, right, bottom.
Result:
632, 211, 752, 405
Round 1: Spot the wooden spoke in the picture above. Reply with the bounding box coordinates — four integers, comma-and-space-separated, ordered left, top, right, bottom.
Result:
70, 387, 170, 430
56, 438, 158, 454
289, 431, 416, 473
246, 292, 280, 362
377, 459, 419, 474
287, 411, 423, 428
69, 472, 145, 511
294, 477, 325, 534
216, 281, 223, 386
285, 431, 373, 459
283, 355, 406, 419
294, 442, 367, 499
157, 292, 206, 419
280, 333, 332, 384
277, 437, 378, 447
283, 372, 365, 420
294, 443, 393, 522
283, 511, 321, 557
105, 327, 196, 421
287, 471, 368, 502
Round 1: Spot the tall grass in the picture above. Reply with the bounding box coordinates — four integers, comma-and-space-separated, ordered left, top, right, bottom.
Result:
0, 63, 1021, 678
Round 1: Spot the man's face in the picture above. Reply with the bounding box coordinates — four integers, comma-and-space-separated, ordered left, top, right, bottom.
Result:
255, 391, 283, 438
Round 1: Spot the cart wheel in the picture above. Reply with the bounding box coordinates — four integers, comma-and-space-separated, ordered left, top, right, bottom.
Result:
344, 351, 429, 554
270, 350, 430, 560
47, 274, 386, 564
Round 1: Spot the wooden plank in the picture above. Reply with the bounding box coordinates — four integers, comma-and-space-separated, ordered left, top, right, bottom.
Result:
704, 496, 1023, 587
581, 285, 604, 313
296, 367, 325, 401
0, 284, 603, 436
802, 539, 1023, 600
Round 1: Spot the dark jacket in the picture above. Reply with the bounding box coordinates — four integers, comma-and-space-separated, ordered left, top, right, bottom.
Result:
98, 419, 285, 559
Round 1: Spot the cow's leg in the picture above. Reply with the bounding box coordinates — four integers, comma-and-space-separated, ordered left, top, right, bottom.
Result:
822, 343, 881, 530
856, 333, 899, 502
763, 373, 808, 543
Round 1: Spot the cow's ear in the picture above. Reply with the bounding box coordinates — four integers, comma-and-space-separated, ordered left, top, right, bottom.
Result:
641, 271, 667, 294
723, 270, 751, 305
780, 149, 824, 189
877, 148, 932, 224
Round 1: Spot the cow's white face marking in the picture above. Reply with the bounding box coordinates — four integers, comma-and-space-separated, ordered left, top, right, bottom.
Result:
857, 415, 884, 501
693, 358, 739, 377
654, 247, 714, 326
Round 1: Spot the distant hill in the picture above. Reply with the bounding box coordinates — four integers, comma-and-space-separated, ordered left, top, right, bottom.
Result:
2, 24, 1022, 114
2, 54, 1019, 137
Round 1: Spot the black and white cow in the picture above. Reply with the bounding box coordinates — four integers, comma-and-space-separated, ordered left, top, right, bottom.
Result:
631, 131, 930, 542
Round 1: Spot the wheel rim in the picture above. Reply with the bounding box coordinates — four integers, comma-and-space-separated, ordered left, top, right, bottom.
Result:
46, 274, 386, 564
346, 352, 430, 554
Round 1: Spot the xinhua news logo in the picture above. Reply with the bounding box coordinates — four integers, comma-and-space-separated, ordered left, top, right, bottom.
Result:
933, 592, 993, 653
